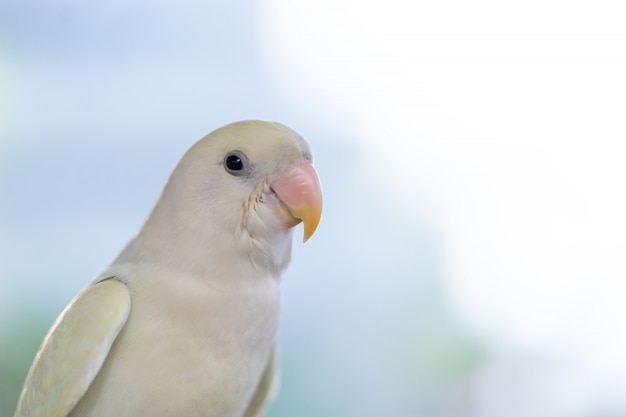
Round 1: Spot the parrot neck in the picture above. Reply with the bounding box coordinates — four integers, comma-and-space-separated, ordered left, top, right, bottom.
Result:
112, 202, 293, 281
243, 227, 294, 278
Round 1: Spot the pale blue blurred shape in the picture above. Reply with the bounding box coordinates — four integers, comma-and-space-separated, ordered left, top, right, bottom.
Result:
0, 1, 481, 416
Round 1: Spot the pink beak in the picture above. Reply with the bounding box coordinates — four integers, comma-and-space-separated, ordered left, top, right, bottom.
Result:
271, 161, 323, 242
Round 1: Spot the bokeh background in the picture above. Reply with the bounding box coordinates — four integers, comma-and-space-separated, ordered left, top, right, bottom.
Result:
2, 1, 626, 416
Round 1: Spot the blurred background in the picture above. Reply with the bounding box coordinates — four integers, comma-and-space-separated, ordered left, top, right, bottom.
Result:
1, 0, 626, 416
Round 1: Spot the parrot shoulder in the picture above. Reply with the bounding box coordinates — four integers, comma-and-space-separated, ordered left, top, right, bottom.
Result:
14, 278, 131, 417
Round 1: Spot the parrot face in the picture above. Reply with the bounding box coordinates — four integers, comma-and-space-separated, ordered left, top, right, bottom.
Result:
209, 123, 322, 242
13, 120, 323, 417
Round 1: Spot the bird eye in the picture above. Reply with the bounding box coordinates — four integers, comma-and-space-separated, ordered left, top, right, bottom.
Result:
224, 151, 250, 176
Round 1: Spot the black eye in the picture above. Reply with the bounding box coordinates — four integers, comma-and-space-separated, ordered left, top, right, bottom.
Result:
226, 154, 243, 170
224, 151, 250, 176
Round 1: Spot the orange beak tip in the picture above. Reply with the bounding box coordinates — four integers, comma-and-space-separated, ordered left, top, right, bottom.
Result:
302, 214, 321, 243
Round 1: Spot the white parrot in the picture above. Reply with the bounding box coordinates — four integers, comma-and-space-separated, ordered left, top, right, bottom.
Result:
13, 120, 323, 417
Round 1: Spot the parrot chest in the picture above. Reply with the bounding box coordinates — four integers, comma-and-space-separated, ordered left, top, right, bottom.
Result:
71, 268, 281, 417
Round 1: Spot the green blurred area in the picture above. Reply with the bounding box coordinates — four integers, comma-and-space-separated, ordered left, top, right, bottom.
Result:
0, 302, 52, 416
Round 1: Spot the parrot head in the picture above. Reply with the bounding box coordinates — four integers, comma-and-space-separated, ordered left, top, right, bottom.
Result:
135, 120, 323, 275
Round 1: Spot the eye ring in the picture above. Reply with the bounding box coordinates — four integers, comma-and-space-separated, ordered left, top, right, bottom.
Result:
224, 151, 250, 176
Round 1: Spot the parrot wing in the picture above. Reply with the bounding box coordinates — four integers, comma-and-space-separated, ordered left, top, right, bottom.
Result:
242, 348, 280, 417
14, 279, 131, 417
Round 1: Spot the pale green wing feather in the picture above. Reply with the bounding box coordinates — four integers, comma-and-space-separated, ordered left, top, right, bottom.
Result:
242, 347, 280, 417
14, 279, 131, 417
